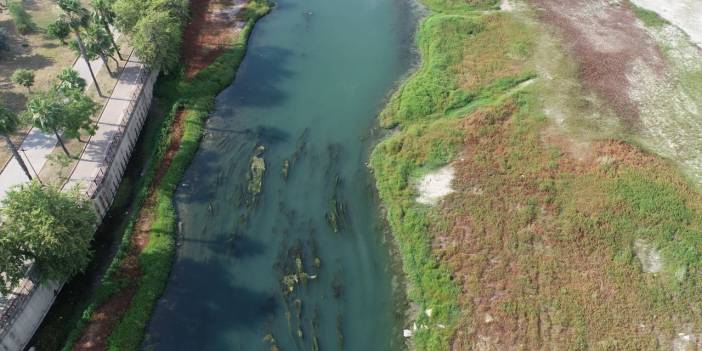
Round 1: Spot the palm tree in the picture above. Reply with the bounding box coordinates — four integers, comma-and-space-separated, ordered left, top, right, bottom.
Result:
25, 91, 71, 156
0, 106, 33, 180
57, 0, 102, 97
91, 0, 123, 60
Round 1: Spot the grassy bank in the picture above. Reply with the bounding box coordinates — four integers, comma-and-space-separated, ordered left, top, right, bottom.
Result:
372, 0, 702, 349
372, 1, 529, 348
60, 1, 270, 349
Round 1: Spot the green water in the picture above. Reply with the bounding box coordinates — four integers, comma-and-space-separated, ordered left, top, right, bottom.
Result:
145, 0, 417, 349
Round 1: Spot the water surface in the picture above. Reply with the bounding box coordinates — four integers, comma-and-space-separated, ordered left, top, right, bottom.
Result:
146, 0, 416, 349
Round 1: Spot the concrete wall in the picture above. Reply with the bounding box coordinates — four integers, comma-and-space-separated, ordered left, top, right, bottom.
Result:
91, 68, 159, 219
0, 280, 60, 351
0, 68, 159, 351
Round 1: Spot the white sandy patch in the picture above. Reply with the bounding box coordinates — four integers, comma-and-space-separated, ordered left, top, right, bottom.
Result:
631, 0, 702, 49
634, 239, 663, 273
673, 332, 698, 351
500, 0, 513, 11
416, 165, 455, 205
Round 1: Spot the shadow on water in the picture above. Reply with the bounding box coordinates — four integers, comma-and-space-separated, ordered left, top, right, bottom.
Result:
176, 125, 290, 205
181, 235, 267, 259
144, 257, 278, 351
214, 46, 296, 111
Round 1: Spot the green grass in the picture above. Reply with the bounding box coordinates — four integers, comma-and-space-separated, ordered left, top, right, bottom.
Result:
60, 2, 270, 350
630, 3, 668, 28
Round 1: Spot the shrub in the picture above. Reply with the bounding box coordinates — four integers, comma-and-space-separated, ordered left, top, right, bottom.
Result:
47, 18, 71, 44
8, 2, 36, 34
11, 68, 34, 92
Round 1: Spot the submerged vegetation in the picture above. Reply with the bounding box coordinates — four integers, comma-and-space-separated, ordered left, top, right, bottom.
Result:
373, 0, 702, 349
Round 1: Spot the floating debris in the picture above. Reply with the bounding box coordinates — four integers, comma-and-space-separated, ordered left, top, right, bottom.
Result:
247, 145, 266, 200
337, 313, 345, 350
281, 159, 290, 179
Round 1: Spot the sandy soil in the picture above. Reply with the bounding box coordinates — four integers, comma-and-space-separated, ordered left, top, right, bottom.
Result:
416, 165, 455, 205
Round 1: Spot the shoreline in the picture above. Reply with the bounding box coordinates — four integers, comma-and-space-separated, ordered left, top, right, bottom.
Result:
46, 1, 272, 349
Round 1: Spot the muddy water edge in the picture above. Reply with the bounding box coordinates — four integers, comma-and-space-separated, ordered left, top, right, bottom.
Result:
144, 0, 418, 349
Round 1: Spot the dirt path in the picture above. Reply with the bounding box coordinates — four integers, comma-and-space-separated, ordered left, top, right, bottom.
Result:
71, 0, 244, 348
530, 0, 666, 123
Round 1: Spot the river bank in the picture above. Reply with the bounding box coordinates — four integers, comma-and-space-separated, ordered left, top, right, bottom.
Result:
372, 0, 702, 349
28, 0, 270, 349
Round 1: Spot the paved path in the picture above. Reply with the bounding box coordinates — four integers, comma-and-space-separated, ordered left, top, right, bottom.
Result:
64, 52, 147, 194
0, 40, 118, 203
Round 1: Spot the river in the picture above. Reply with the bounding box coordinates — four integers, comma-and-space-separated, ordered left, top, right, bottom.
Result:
144, 0, 417, 349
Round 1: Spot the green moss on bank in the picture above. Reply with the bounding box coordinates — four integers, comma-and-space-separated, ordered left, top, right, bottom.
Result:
60, 2, 270, 350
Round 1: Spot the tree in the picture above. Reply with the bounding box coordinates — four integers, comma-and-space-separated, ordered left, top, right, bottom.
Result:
90, 0, 123, 60
112, 0, 146, 34
0, 106, 32, 180
0, 181, 94, 294
131, 11, 182, 72
25, 84, 98, 155
82, 16, 117, 75
47, 18, 71, 44
56, 67, 87, 92
11, 69, 34, 93
57, 0, 102, 96
8, 2, 35, 34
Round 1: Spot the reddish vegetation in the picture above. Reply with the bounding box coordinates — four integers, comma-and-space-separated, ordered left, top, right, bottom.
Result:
72, 0, 241, 347
183, 0, 246, 77
437, 105, 685, 349
529, 0, 666, 122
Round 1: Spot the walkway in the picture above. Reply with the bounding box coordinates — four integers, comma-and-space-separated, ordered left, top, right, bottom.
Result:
0, 43, 119, 203
64, 52, 147, 195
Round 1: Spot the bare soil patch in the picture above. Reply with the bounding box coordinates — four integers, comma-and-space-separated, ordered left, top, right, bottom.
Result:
183, 0, 246, 77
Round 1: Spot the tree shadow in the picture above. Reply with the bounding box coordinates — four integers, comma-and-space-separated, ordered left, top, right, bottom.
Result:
0, 90, 28, 112
174, 125, 289, 205
180, 234, 266, 259
214, 45, 295, 109
21, 0, 43, 12
144, 257, 278, 350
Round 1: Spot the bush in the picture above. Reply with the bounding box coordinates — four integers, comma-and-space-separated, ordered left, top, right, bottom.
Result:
11, 68, 34, 92
47, 19, 71, 44
8, 2, 36, 34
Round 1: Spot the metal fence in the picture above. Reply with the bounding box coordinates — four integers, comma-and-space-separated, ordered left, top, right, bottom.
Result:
0, 267, 38, 338
84, 65, 151, 199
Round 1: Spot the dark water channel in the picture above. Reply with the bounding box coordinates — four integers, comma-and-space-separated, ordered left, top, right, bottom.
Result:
145, 0, 417, 349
